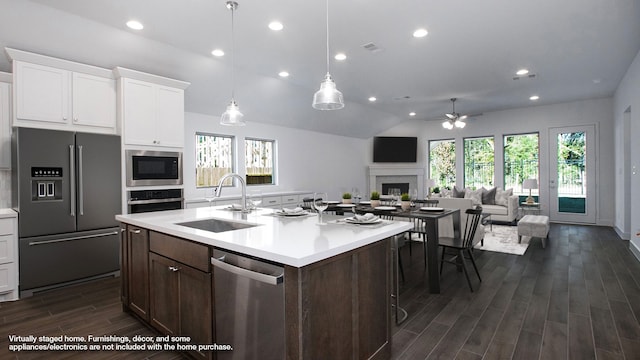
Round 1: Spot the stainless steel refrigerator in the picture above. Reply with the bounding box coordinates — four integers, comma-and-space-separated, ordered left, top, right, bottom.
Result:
12, 127, 121, 297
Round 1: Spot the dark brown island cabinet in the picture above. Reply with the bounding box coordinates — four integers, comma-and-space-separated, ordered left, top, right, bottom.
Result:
119, 223, 392, 360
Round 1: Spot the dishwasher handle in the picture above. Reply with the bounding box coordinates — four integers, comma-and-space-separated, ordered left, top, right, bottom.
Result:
211, 255, 284, 285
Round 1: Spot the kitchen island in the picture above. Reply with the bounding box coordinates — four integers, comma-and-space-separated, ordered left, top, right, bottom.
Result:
116, 206, 412, 360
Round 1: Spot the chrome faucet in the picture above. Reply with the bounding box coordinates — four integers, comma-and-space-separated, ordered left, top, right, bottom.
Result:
215, 173, 249, 213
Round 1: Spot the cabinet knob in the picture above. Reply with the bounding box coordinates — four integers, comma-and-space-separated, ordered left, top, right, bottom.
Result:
169, 266, 180, 272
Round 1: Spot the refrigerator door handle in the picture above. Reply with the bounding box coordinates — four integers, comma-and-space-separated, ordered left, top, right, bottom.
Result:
69, 144, 76, 217
28, 230, 120, 246
78, 145, 84, 216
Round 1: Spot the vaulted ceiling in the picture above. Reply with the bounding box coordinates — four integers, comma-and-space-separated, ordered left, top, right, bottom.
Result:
1, 0, 639, 138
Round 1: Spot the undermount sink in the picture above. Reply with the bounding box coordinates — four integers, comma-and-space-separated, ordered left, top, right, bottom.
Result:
177, 218, 259, 233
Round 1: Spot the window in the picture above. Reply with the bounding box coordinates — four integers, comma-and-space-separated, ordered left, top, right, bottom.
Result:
503, 133, 539, 194
195, 133, 234, 188
429, 139, 455, 189
245, 138, 275, 185
464, 136, 494, 189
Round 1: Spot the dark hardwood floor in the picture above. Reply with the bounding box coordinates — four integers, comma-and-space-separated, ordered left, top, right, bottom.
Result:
1, 223, 639, 359
393, 223, 640, 360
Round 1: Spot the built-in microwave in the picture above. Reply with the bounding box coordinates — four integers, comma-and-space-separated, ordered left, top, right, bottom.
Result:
125, 150, 182, 187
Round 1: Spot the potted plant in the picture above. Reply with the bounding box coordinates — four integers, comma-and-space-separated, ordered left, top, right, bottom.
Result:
400, 193, 411, 210
431, 187, 441, 198
370, 191, 381, 208
342, 192, 352, 204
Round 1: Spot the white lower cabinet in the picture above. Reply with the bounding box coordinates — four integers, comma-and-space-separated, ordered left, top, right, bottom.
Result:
0, 210, 18, 302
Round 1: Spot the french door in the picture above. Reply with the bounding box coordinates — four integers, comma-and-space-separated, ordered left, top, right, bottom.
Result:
549, 125, 596, 224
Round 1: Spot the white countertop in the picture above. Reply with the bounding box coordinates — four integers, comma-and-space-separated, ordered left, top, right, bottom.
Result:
116, 206, 412, 267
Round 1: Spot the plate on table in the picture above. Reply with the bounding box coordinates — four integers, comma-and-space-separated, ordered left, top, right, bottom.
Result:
326, 200, 340, 204
336, 203, 355, 208
420, 207, 444, 212
345, 217, 382, 225
374, 206, 396, 211
275, 209, 309, 217
359, 200, 371, 205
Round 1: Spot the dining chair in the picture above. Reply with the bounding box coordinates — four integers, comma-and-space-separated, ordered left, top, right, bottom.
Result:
378, 212, 406, 283
438, 208, 483, 292
302, 197, 315, 211
407, 199, 439, 269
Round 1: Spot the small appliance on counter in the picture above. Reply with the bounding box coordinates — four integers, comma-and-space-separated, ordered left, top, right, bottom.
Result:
12, 128, 121, 297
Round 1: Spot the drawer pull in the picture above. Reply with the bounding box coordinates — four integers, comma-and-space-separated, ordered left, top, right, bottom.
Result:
169, 266, 180, 272
129, 229, 141, 234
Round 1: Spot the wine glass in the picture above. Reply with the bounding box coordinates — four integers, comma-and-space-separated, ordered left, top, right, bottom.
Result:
410, 188, 418, 207
352, 187, 361, 204
313, 192, 329, 224
248, 189, 262, 210
204, 188, 216, 207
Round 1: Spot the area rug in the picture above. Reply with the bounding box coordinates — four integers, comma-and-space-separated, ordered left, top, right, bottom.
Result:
475, 224, 530, 255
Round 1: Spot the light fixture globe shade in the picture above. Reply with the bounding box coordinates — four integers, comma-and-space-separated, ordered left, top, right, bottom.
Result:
312, 73, 344, 110
454, 120, 466, 128
442, 120, 453, 130
220, 100, 245, 126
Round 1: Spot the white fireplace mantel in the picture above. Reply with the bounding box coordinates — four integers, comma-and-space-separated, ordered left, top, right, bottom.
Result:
368, 164, 426, 198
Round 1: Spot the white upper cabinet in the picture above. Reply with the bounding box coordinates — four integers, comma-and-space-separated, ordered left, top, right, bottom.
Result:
0, 74, 11, 169
6, 48, 116, 134
116, 67, 189, 149
72, 72, 116, 128
15, 62, 70, 124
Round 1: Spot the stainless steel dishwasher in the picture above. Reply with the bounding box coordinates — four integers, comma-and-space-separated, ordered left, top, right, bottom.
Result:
211, 249, 285, 360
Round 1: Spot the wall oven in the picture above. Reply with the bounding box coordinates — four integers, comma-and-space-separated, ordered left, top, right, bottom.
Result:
126, 150, 182, 187
128, 189, 183, 213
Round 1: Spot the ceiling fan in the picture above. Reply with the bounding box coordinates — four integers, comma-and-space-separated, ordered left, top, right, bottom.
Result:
442, 98, 470, 129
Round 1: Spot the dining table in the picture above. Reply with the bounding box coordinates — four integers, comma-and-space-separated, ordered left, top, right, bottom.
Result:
354, 204, 461, 294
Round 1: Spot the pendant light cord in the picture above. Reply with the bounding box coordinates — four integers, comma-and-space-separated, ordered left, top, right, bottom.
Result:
231, 3, 236, 100
325, 0, 330, 74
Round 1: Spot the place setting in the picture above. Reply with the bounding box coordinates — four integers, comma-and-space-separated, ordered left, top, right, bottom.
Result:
331, 213, 390, 228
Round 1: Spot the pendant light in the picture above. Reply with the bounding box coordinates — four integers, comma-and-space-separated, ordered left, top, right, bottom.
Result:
312, 0, 344, 110
220, 1, 245, 126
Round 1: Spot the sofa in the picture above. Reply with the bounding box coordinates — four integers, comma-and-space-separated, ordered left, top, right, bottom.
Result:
434, 187, 519, 223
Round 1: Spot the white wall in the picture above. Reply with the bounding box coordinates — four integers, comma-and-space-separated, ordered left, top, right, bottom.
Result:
614, 48, 640, 251
375, 97, 615, 226
183, 111, 369, 202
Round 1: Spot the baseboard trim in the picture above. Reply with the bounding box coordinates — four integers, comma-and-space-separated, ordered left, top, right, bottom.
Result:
630, 242, 640, 264
614, 225, 631, 240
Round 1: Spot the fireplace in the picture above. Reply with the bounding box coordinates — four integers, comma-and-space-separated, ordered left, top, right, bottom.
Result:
382, 183, 409, 195
368, 165, 425, 199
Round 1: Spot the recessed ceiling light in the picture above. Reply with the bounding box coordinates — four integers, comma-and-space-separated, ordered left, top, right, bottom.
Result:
126, 20, 144, 30
413, 28, 428, 38
516, 68, 529, 76
409, 112, 416, 117
368, 97, 377, 102
334, 53, 346, 61
211, 49, 225, 57
278, 71, 289, 78
529, 95, 540, 101
268, 21, 283, 31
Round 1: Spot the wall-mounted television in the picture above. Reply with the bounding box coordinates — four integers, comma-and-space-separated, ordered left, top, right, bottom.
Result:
373, 136, 417, 163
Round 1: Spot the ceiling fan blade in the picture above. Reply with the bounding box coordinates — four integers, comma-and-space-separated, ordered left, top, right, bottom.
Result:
445, 113, 456, 119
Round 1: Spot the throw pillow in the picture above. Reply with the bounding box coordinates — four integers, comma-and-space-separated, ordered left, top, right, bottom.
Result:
482, 187, 496, 205
494, 188, 513, 206
464, 188, 483, 206
452, 186, 466, 198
